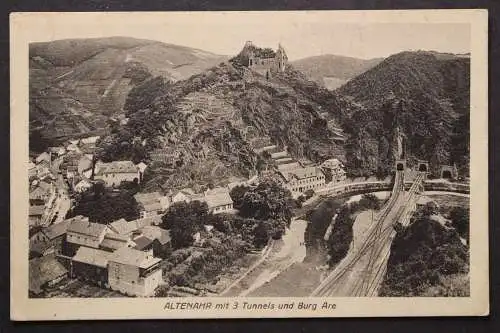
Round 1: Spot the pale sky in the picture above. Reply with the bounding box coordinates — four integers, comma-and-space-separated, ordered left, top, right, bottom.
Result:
24, 11, 471, 60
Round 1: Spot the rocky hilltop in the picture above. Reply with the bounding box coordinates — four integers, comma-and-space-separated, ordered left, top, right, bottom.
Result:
98, 44, 349, 191
29, 37, 227, 150
338, 51, 470, 176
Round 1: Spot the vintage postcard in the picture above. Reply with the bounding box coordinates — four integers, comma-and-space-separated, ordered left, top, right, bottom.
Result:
11, 10, 488, 320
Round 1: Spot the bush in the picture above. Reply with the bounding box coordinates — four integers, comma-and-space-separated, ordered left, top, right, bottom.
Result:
155, 284, 170, 297
164, 233, 250, 288
358, 194, 382, 211
304, 189, 315, 199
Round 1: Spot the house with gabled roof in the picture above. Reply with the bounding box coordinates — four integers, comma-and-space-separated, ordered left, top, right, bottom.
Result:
99, 232, 136, 252
80, 136, 100, 146
94, 160, 140, 187
107, 247, 162, 296
278, 166, 326, 194
202, 187, 234, 214
139, 226, 172, 258
29, 205, 45, 227
29, 181, 54, 205
74, 179, 93, 193
71, 247, 113, 286
66, 219, 109, 255
35, 152, 51, 165
29, 217, 80, 256
108, 216, 160, 236
132, 235, 154, 252
134, 192, 168, 218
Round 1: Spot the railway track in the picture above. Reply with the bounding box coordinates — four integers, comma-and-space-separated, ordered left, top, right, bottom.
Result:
311, 172, 425, 297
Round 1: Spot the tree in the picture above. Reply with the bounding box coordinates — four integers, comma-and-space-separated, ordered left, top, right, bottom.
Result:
161, 201, 209, 249
327, 206, 355, 266
359, 194, 381, 210
207, 213, 233, 234
380, 216, 469, 297
229, 185, 250, 209
253, 220, 271, 248
239, 180, 294, 226
449, 207, 469, 240
118, 179, 140, 194
69, 187, 140, 223
421, 202, 439, 217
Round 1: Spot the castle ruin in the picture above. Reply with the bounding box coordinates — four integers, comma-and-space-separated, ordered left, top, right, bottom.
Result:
244, 41, 288, 78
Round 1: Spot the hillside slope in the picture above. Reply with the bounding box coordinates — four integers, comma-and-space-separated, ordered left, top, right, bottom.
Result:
337, 51, 470, 176
29, 37, 227, 150
291, 55, 382, 90
98, 56, 349, 192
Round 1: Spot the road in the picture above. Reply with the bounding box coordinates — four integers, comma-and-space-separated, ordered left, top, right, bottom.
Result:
43, 156, 72, 225
311, 171, 423, 297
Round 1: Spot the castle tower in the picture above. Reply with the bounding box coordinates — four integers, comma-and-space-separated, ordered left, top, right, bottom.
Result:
275, 43, 288, 72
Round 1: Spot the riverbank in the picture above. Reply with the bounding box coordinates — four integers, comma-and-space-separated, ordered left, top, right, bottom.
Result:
222, 219, 308, 296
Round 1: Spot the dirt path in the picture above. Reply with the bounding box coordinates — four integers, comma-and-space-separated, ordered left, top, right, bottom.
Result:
218, 240, 275, 296
238, 219, 308, 296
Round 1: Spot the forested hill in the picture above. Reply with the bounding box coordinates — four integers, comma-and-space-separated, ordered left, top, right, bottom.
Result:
98, 58, 350, 192
29, 37, 227, 151
337, 51, 470, 177
291, 55, 382, 90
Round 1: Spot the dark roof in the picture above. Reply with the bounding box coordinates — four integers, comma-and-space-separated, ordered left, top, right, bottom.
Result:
30, 241, 54, 256
29, 254, 68, 294
140, 226, 171, 245
100, 233, 131, 251
133, 236, 154, 251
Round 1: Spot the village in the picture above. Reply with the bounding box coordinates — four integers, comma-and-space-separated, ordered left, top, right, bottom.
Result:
28, 129, 349, 297
27, 40, 467, 300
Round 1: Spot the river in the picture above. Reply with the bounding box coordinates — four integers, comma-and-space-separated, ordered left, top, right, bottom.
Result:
246, 190, 469, 297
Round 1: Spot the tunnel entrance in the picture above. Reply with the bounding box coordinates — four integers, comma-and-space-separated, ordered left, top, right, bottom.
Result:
396, 163, 405, 171
442, 170, 452, 179
418, 163, 428, 172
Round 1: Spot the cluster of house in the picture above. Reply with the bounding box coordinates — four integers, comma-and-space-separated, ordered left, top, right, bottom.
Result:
29, 152, 58, 227
29, 214, 170, 297
29, 179, 56, 227
262, 146, 346, 196
141, 186, 235, 216
28, 184, 236, 297
54, 135, 148, 192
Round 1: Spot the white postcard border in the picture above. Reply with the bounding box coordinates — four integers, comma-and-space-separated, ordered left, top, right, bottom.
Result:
10, 9, 489, 320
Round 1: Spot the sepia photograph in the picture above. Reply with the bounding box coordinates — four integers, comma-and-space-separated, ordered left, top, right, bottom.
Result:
10, 10, 488, 319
